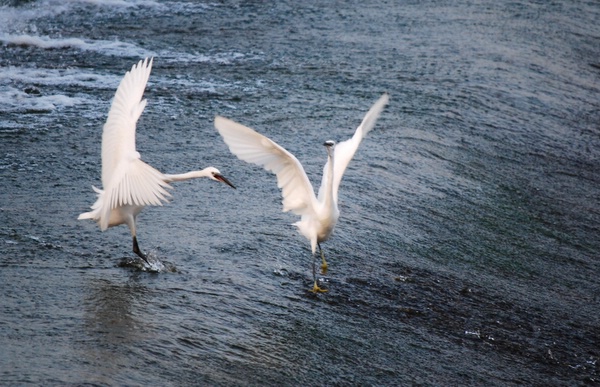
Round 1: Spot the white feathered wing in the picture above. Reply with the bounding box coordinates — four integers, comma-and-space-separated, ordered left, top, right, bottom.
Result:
214, 116, 318, 217
317, 93, 389, 203
79, 57, 171, 230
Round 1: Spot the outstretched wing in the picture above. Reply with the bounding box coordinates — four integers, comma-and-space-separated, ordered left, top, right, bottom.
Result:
215, 116, 317, 216
101, 57, 153, 188
318, 93, 389, 202
96, 57, 171, 229
80, 158, 172, 231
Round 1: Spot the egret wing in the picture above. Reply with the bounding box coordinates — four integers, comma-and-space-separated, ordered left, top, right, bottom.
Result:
98, 158, 171, 230
215, 116, 317, 216
318, 93, 389, 202
101, 57, 153, 188
96, 57, 173, 230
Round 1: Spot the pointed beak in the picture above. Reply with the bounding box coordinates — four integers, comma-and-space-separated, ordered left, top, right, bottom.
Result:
215, 173, 236, 189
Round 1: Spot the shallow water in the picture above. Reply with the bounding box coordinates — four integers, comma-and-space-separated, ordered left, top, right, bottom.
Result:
1, 0, 599, 385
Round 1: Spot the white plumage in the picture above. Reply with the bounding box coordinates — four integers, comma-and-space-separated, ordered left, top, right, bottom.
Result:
79, 58, 235, 263
215, 93, 389, 292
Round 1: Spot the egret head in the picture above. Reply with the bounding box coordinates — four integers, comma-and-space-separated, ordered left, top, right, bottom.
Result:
323, 140, 335, 156
206, 167, 236, 189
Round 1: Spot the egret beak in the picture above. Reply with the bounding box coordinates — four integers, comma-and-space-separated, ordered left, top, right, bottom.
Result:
215, 173, 236, 189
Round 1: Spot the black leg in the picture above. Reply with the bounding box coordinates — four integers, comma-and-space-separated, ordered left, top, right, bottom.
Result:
312, 250, 317, 283
133, 236, 150, 264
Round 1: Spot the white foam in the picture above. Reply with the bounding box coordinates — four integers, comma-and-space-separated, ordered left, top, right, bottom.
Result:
0, 33, 156, 58
0, 0, 160, 58
1, 34, 86, 49
0, 85, 86, 113
158, 50, 258, 65
0, 66, 121, 89
0, 32, 256, 64
0, 66, 119, 114
0, 1, 258, 63
70, 0, 162, 7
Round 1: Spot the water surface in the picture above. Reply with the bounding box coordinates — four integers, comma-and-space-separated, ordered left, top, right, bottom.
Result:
1, 0, 599, 385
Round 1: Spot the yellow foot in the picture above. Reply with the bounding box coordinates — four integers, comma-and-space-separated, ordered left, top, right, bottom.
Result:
310, 281, 328, 293
320, 250, 328, 274
321, 262, 328, 275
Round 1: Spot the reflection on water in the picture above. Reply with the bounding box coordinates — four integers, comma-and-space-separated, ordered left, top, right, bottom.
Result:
79, 278, 149, 384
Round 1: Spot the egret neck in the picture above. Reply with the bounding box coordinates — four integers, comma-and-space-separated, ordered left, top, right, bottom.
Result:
322, 141, 337, 213
164, 169, 215, 183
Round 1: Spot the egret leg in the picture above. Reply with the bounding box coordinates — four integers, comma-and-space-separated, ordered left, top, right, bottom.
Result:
310, 251, 328, 293
132, 236, 150, 264
311, 280, 328, 293
318, 242, 328, 274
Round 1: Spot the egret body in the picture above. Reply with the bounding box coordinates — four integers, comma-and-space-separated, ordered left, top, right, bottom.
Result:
215, 93, 388, 292
79, 58, 235, 264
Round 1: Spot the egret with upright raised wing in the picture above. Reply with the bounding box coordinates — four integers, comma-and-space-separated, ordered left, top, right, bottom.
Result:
214, 93, 388, 292
78, 58, 235, 265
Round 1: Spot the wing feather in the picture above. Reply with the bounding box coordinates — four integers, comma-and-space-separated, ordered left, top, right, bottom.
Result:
318, 93, 389, 202
215, 116, 317, 216
101, 57, 153, 188
99, 158, 171, 229
89, 57, 175, 230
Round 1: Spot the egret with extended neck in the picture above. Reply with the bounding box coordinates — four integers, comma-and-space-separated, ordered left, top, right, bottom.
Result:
79, 58, 235, 264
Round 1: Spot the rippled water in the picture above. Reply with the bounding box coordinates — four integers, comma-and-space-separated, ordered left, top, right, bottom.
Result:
1, 0, 599, 385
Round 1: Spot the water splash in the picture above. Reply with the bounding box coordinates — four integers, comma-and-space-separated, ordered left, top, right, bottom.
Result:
117, 254, 176, 273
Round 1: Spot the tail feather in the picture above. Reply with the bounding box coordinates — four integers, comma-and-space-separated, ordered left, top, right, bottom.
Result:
293, 219, 318, 254
77, 211, 95, 220
78, 185, 104, 226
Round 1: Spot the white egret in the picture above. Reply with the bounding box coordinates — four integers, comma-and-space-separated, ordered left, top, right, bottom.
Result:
214, 93, 389, 292
78, 58, 235, 264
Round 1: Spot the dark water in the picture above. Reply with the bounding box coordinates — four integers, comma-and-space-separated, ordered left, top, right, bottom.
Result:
1, 0, 599, 385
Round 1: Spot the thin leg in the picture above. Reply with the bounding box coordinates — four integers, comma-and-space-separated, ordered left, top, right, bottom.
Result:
318, 242, 328, 274
310, 250, 327, 293
132, 236, 150, 264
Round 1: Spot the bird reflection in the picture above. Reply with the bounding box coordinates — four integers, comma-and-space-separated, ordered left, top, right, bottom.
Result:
80, 278, 149, 382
